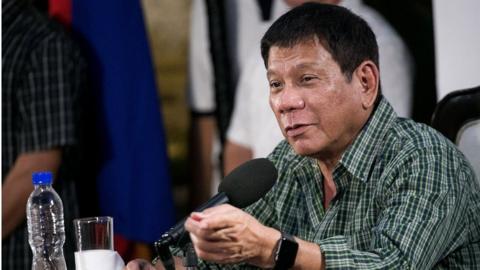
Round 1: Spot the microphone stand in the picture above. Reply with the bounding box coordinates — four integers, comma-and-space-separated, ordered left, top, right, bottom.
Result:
154, 235, 175, 270
155, 233, 199, 270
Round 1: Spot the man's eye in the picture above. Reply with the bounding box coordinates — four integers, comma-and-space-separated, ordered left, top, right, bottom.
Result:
302, 76, 316, 82
270, 81, 281, 88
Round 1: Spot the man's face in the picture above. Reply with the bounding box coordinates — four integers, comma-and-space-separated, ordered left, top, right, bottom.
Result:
267, 40, 369, 160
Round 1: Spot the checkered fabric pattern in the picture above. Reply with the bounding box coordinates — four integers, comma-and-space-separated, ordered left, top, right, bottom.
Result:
190, 97, 480, 269
2, 0, 84, 269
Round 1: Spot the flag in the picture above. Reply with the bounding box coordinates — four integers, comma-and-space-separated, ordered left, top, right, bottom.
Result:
50, 0, 175, 243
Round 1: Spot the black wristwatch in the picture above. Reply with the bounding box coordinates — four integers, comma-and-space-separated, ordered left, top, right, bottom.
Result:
273, 231, 299, 270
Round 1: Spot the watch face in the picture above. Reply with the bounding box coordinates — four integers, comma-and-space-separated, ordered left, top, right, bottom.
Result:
274, 233, 299, 270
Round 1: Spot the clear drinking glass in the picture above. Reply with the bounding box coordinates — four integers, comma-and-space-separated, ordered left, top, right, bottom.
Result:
73, 216, 124, 270
74, 216, 113, 251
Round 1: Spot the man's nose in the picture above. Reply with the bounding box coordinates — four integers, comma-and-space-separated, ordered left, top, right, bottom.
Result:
277, 85, 305, 114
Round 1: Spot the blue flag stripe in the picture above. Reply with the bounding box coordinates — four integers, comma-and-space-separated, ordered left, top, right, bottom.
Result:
71, 0, 175, 242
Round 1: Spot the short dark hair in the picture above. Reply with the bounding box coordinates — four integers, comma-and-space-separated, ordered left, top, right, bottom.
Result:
261, 3, 379, 82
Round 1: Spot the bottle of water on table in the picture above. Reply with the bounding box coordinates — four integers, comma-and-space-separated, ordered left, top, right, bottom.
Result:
27, 172, 67, 270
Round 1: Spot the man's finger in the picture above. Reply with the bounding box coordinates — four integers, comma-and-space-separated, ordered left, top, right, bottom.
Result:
125, 259, 157, 270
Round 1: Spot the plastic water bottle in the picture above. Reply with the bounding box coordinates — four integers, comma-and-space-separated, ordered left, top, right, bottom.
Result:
27, 172, 67, 270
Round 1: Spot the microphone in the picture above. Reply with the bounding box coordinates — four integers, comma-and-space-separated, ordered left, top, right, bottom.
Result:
155, 158, 277, 269
160, 158, 277, 246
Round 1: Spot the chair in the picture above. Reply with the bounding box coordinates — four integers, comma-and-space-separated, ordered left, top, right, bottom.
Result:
431, 86, 480, 180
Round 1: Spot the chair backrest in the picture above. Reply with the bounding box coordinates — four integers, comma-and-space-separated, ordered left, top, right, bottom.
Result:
457, 119, 480, 178
431, 86, 480, 180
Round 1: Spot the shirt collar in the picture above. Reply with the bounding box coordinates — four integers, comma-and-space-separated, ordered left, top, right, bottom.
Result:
338, 97, 397, 182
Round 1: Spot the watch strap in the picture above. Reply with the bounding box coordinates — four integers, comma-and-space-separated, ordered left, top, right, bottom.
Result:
273, 231, 298, 270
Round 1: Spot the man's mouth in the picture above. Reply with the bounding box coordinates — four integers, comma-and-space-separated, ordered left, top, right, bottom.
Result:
285, 124, 310, 137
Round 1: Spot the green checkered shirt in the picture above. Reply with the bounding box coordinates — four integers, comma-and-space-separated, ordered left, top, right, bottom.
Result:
188, 98, 480, 269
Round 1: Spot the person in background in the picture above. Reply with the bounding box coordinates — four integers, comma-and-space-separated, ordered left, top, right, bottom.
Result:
224, 0, 414, 174
187, 0, 289, 208
2, 0, 85, 268
127, 3, 479, 269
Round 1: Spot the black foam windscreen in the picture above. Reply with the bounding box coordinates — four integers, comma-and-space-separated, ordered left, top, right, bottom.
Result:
218, 158, 277, 208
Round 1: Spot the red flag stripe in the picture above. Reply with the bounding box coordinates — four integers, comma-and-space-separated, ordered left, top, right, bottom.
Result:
49, 0, 72, 27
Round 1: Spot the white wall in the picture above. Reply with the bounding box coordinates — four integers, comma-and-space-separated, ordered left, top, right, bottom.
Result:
433, 0, 480, 100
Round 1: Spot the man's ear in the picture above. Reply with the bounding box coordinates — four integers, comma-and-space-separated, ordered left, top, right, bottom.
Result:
354, 60, 379, 109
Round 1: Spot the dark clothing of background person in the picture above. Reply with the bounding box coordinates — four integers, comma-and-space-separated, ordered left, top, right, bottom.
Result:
2, 0, 85, 269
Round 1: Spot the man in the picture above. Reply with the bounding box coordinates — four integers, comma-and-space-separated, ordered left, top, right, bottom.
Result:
223, 0, 414, 174
2, 0, 84, 268
128, 3, 480, 269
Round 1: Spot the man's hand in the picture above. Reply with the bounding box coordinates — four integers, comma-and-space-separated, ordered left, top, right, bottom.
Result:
184, 204, 280, 268
125, 259, 158, 270
125, 257, 184, 270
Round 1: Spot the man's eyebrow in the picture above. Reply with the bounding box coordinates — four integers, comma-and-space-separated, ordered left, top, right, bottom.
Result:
296, 62, 321, 69
266, 62, 322, 78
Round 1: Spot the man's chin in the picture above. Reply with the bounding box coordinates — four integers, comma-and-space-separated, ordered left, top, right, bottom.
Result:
290, 139, 330, 158
290, 142, 318, 157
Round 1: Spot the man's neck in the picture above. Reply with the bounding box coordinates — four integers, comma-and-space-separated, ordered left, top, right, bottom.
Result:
317, 160, 337, 209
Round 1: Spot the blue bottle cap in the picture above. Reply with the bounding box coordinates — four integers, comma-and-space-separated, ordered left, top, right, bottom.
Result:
32, 172, 53, 185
